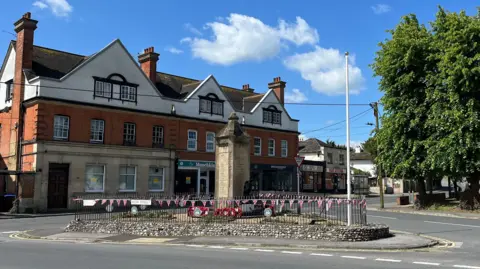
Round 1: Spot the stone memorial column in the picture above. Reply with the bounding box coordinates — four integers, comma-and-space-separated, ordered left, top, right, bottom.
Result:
215, 112, 251, 202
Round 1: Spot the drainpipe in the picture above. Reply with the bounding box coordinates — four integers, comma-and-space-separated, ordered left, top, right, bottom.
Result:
14, 104, 25, 213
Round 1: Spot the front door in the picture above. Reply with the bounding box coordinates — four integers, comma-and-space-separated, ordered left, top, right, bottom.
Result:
48, 163, 69, 209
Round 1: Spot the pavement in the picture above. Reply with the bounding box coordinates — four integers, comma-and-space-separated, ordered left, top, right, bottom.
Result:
15, 229, 439, 250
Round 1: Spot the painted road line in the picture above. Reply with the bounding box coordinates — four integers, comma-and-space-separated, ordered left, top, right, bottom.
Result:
367, 215, 397, 220
310, 253, 334, 257
207, 246, 225, 249
453, 265, 480, 269
412, 261, 440, 266
185, 245, 205, 248
281, 251, 302, 255
230, 247, 248, 251
255, 249, 275, 253
424, 221, 480, 228
375, 258, 402, 263
454, 242, 464, 248
1, 231, 20, 234
341, 256, 366, 260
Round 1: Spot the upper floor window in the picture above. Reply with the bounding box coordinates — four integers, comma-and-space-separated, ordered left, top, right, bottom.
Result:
120, 85, 136, 102
327, 152, 333, 164
123, 122, 136, 146
5, 80, 13, 102
93, 74, 138, 103
254, 137, 261, 156
199, 93, 224, 116
53, 115, 69, 140
263, 105, 282, 125
94, 81, 112, 98
90, 119, 105, 143
152, 125, 164, 147
206, 132, 215, 152
281, 140, 288, 157
339, 154, 345, 165
187, 130, 197, 151
268, 139, 275, 156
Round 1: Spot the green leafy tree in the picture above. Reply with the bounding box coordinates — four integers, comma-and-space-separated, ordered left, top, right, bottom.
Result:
361, 137, 377, 160
371, 14, 435, 207
426, 8, 480, 209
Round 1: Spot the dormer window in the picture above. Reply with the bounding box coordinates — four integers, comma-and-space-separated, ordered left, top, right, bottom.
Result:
263, 105, 282, 125
199, 93, 224, 116
93, 74, 138, 103
5, 79, 13, 102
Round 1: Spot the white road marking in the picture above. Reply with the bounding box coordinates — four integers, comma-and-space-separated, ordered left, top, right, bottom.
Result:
367, 215, 397, 220
185, 244, 205, 248
255, 249, 275, 252
424, 221, 480, 228
1, 231, 20, 234
375, 258, 401, 263
229, 247, 248, 251
454, 242, 464, 248
207, 246, 225, 249
341, 256, 366, 260
413, 261, 440, 266
310, 253, 334, 257
281, 251, 302, 255
453, 265, 480, 269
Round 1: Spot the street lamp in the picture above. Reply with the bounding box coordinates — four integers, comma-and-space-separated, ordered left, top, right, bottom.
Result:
345, 52, 352, 226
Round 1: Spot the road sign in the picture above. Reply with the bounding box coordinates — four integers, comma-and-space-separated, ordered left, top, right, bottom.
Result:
295, 156, 305, 167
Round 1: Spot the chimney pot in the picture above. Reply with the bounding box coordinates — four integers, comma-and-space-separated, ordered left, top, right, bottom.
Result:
138, 46, 160, 84
268, 76, 286, 105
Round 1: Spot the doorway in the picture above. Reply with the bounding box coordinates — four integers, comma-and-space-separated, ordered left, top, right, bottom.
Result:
47, 163, 69, 209
175, 169, 198, 194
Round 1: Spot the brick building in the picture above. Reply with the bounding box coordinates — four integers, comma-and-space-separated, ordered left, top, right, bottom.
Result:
0, 13, 299, 212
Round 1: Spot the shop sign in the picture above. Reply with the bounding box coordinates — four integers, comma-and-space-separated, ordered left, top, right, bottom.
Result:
178, 160, 215, 168
301, 164, 324, 172
327, 168, 347, 173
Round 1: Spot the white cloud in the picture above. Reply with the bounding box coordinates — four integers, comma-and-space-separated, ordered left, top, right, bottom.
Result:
33, 0, 73, 17
187, 13, 318, 65
284, 88, 307, 103
33, 1, 48, 9
180, 37, 192, 44
371, 4, 391, 14
165, 47, 184, 54
299, 134, 308, 141
325, 120, 335, 125
350, 140, 364, 149
184, 23, 203, 36
284, 46, 365, 95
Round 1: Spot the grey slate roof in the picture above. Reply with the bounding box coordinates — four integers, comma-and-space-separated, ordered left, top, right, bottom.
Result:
299, 138, 328, 153
351, 152, 373, 161
5, 41, 266, 111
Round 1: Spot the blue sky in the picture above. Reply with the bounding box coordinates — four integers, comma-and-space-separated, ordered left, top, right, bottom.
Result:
1, 0, 478, 148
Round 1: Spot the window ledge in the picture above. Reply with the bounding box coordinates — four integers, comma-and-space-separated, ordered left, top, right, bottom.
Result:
118, 190, 136, 193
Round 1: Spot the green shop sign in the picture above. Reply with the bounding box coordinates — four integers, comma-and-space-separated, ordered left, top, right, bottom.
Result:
178, 160, 215, 168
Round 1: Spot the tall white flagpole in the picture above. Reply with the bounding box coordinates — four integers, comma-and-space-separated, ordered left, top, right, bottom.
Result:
345, 52, 352, 226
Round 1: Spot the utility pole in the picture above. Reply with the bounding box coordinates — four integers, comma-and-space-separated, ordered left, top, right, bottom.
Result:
345, 52, 352, 226
370, 102, 384, 209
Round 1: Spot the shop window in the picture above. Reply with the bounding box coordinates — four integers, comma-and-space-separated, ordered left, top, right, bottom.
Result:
268, 139, 275, 156
85, 165, 105, 192
119, 166, 136, 192
254, 137, 261, 156
187, 130, 197, 151
206, 132, 215, 152
148, 166, 164, 191
281, 140, 288, 157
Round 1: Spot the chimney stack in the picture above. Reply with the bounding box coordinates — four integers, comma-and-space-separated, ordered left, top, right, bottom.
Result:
268, 76, 286, 104
242, 84, 254, 93
138, 47, 160, 84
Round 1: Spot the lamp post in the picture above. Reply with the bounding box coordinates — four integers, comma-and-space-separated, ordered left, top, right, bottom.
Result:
345, 52, 352, 226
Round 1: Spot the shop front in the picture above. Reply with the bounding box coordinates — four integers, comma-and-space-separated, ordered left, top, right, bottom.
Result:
176, 160, 215, 196
325, 167, 347, 193
249, 164, 297, 193
300, 160, 325, 192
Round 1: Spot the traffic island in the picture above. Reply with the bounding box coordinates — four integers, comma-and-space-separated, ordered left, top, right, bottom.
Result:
65, 220, 390, 242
